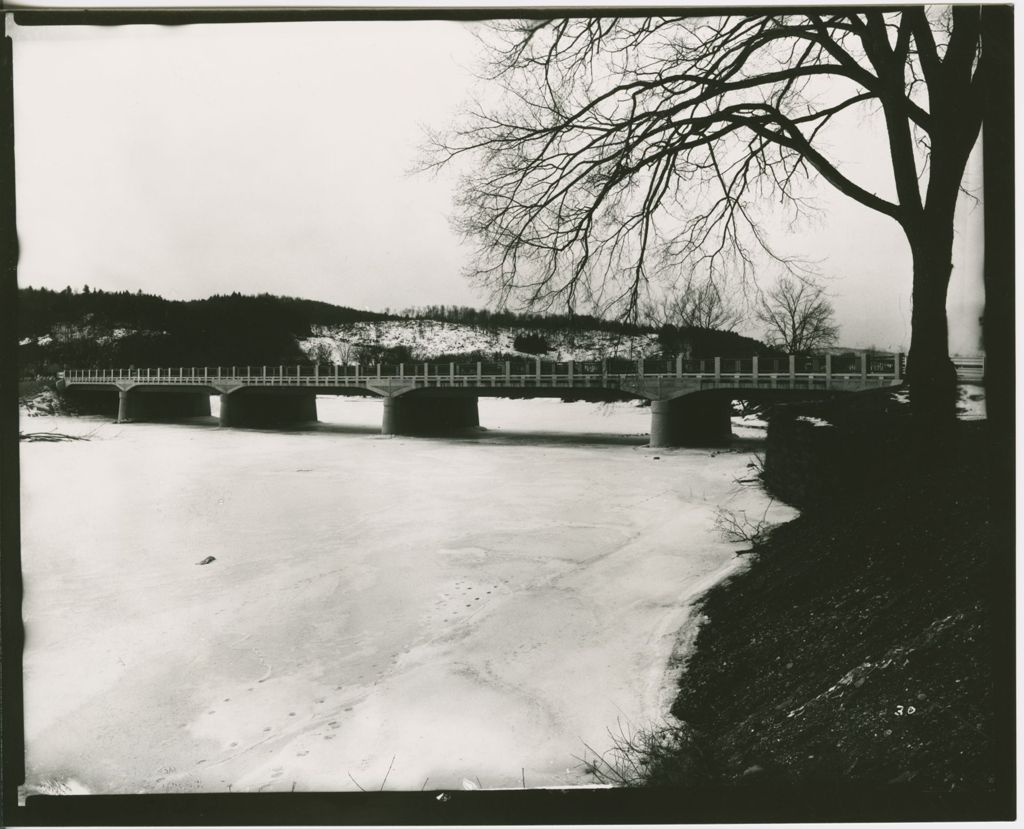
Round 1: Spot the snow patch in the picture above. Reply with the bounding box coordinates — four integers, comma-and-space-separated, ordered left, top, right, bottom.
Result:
956, 384, 986, 421
796, 415, 833, 428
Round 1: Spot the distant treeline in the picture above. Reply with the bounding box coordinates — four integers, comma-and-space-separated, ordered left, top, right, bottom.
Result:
17, 287, 772, 375
397, 305, 651, 336
19, 286, 393, 338
660, 326, 782, 359
18, 287, 396, 374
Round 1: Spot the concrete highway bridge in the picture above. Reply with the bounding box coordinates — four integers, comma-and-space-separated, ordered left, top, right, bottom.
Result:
61, 354, 907, 447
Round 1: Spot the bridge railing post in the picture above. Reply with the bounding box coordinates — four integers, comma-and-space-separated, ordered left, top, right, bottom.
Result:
376, 363, 381, 379
676, 354, 682, 378
752, 354, 759, 386
450, 362, 455, 383
789, 355, 795, 386
825, 353, 832, 389
638, 357, 644, 377
535, 357, 541, 384
477, 361, 482, 382
860, 353, 867, 385
894, 352, 903, 382
568, 360, 574, 384
399, 363, 404, 379
714, 356, 721, 383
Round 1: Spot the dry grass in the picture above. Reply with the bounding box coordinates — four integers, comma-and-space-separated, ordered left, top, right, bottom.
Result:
576, 718, 707, 787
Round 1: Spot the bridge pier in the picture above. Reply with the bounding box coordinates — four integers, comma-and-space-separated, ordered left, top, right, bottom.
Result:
218, 391, 317, 427
117, 389, 132, 422
650, 394, 733, 448
381, 395, 480, 436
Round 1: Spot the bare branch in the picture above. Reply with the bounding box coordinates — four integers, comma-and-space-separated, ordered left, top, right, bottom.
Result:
755, 276, 839, 354
422, 11, 984, 333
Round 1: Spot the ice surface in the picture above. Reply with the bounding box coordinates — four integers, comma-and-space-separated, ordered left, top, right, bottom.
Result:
19, 398, 791, 794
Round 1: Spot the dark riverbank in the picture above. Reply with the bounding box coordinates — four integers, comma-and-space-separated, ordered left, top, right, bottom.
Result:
655, 410, 1013, 817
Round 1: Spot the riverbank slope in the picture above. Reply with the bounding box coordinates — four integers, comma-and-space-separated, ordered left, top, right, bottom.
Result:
660, 416, 1012, 816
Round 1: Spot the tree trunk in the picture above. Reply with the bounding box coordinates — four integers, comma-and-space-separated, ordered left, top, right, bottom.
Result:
981, 6, 1014, 442
906, 225, 958, 425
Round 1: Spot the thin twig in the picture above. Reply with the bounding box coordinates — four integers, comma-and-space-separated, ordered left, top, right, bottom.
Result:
347, 772, 366, 792
379, 756, 396, 791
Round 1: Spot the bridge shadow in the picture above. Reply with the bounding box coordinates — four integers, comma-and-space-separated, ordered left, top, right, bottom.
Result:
188, 420, 384, 436
138, 418, 771, 449
406, 427, 649, 448
308, 421, 388, 437
407, 428, 771, 451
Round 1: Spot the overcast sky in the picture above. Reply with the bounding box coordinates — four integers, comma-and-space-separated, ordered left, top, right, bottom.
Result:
10, 15, 985, 353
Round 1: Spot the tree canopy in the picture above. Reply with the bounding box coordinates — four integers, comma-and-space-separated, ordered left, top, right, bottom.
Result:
428, 8, 997, 416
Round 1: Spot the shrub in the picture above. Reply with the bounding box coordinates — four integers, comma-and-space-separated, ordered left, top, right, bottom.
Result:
513, 332, 550, 354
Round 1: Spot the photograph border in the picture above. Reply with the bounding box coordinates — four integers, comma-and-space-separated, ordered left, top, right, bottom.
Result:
0, 4, 1014, 825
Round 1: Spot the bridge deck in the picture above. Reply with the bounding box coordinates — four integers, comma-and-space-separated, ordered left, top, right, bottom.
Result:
62, 354, 906, 398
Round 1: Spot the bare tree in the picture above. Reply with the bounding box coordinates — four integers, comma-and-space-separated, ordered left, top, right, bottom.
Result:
756, 277, 839, 354
305, 340, 337, 365
426, 10, 1002, 419
647, 275, 744, 332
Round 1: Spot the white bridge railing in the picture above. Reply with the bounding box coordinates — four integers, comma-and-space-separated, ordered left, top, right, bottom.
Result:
62, 353, 906, 391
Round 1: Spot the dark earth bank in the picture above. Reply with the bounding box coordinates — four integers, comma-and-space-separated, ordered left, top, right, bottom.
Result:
649, 406, 1013, 819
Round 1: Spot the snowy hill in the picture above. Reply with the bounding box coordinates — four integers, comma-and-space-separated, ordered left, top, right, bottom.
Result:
17, 287, 771, 373
299, 320, 662, 363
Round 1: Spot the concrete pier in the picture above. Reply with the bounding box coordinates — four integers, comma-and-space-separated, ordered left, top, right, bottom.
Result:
219, 392, 317, 428
650, 394, 733, 447
117, 390, 131, 423
381, 395, 480, 436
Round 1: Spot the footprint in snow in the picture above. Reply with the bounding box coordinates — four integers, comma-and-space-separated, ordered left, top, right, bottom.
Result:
196, 556, 216, 566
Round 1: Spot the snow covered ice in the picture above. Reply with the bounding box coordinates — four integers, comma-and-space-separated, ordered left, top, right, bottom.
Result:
19, 397, 791, 794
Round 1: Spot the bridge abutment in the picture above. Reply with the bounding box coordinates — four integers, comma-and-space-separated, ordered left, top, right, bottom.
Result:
650, 395, 733, 447
218, 392, 317, 427
381, 395, 480, 436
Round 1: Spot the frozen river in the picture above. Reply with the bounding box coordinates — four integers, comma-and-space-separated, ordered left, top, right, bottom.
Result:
19, 396, 791, 795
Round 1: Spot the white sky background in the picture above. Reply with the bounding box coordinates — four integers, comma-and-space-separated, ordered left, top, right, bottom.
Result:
10, 16, 985, 353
